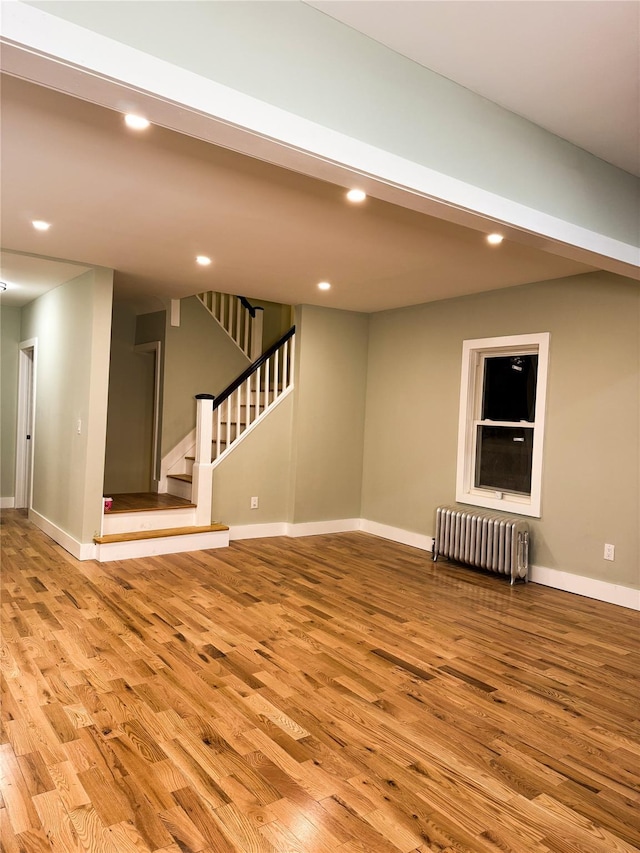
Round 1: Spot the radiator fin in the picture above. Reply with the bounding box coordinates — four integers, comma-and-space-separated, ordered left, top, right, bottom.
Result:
433, 506, 529, 584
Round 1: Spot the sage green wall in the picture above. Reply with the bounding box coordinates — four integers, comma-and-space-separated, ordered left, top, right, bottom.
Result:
290, 305, 368, 523
249, 300, 294, 351
161, 296, 249, 455
362, 271, 640, 589
0, 306, 21, 500
103, 303, 154, 494
136, 309, 165, 346
28, 0, 639, 246
212, 394, 293, 525
20, 268, 113, 543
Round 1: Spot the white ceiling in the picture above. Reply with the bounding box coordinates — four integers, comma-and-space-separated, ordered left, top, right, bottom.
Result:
307, 0, 640, 177
0, 75, 596, 313
1, 1, 637, 313
0, 251, 89, 307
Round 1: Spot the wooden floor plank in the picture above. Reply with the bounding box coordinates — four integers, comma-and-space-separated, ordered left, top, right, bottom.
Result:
1, 509, 639, 852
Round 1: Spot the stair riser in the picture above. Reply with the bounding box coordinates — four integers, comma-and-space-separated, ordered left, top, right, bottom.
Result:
95, 529, 229, 562
103, 507, 197, 535
166, 478, 193, 501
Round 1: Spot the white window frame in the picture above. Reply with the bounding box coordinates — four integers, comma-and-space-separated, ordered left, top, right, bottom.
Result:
456, 332, 550, 518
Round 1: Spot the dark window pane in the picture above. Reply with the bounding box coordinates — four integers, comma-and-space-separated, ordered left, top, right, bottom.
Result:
475, 426, 533, 494
482, 355, 538, 422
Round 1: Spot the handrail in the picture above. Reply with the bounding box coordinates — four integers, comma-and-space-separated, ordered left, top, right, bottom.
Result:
212, 325, 295, 410
239, 295, 263, 319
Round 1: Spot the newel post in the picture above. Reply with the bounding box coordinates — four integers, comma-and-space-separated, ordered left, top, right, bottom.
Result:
193, 394, 214, 525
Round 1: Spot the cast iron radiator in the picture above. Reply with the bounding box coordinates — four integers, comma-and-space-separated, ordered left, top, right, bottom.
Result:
432, 505, 529, 584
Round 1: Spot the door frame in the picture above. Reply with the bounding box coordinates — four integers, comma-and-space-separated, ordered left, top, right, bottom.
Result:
15, 338, 37, 509
134, 341, 162, 491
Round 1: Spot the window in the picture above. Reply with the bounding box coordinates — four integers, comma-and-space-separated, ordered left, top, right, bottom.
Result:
456, 333, 550, 517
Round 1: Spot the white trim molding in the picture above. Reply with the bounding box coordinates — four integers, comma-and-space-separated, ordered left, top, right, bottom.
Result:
530, 564, 639, 612
360, 519, 434, 552
0, 497, 16, 509
228, 522, 289, 540
15, 338, 37, 510
29, 508, 97, 561
134, 341, 162, 488
456, 332, 550, 518
288, 518, 361, 538
229, 518, 361, 541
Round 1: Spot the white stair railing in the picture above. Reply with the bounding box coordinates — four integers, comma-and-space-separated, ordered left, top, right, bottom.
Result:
191, 329, 295, 508
197, 291, 264, 361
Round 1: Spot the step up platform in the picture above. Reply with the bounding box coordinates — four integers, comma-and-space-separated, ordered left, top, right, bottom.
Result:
98, 493, 228, 561
94, 523, 229, 562
102, 492, 197, 535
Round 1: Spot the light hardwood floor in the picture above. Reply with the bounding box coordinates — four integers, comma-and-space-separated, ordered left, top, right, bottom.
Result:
1, 509, 639, 853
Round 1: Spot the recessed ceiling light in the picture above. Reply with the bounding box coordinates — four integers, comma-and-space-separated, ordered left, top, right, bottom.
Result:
486, 233, 504, 245
32, 220, 51, 231
196, 255, 212, 266
346, 189, 366, 203
124, 114, 151, 130
318, 281, 331, 291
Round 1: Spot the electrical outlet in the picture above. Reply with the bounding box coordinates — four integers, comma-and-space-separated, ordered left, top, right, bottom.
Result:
250, 496, 259, 509
604, 543, 615, 561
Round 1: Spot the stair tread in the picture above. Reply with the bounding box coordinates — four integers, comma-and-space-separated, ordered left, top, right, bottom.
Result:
106, 493, 195, 512
167, 474, 193, 483
94, 523, 229, 545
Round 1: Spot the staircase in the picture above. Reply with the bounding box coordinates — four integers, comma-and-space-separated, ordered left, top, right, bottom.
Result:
164, 326, 295, 500
197, 291, 263, 361
95, 297, 293, 563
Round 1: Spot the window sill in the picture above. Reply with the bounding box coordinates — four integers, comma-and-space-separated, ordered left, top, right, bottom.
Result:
456, 489, 541, 518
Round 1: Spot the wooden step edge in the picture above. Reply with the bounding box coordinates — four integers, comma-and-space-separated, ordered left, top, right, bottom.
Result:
107, 501, 196, 514
167, 474, 192, 483
94, 523, 229, 545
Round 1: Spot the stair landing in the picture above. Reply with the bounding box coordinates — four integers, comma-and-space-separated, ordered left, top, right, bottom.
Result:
99, 492, 228, 559
107, 492, 195, 512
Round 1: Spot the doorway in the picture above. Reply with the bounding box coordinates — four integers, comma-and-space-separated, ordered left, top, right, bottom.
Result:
15, 339, 36, 509
135, 341, 162, 490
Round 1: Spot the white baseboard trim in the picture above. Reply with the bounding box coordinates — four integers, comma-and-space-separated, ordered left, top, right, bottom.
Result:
229, 518, 361, 541
230, 518, 431, 545
360, 519, 434, 552
228, 522, 288, 540
0, 497, 16, 509
288, 518, 362, 538
29, 509, 97, 561
530, 564, 640, 611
